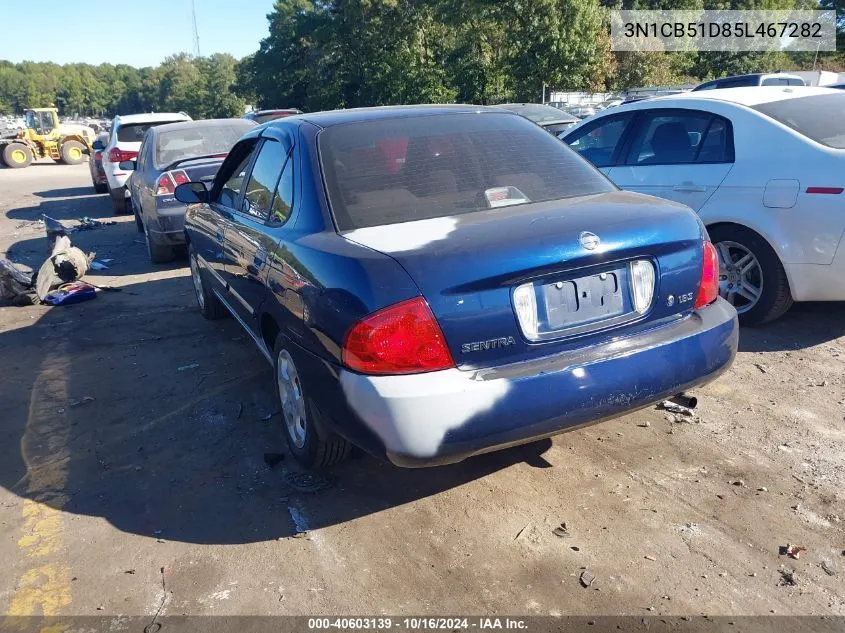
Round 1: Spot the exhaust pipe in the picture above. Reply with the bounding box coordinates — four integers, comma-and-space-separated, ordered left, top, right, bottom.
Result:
668, 393, 697, 409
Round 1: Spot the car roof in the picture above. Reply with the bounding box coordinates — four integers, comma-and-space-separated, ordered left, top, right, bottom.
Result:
647, 85, 840, 107
279, 104, 501, 128
114, 112, 190, 124
149, 118, 256, 135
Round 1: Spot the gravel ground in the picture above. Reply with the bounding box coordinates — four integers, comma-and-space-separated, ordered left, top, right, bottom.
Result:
0, 163, 842, 618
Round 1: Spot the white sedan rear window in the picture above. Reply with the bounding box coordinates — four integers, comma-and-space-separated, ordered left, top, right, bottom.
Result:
753, 94, 845, 148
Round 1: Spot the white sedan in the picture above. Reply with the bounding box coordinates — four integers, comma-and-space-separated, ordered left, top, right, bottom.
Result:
561, 86, 845, 324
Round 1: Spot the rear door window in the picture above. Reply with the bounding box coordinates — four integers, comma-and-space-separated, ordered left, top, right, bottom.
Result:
565, 114, 632, 167
753, 93, 845, 148
320, 112, 614, 231
626, 112, 712, 165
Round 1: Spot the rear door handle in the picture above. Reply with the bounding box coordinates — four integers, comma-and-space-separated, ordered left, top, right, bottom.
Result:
673, 184, 707, 193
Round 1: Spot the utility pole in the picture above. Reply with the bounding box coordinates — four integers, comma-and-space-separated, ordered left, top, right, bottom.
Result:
191, 0, 201, 57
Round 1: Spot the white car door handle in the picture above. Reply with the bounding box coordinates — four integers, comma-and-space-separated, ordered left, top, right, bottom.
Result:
673, 184, 707, 193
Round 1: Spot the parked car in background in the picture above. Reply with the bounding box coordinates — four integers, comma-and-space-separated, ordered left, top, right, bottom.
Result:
692, 73, 805, 91
88, 132, 109, 193
491, 103, 578, 134
101, 112, 192, 214
568, 104, 597, 119
176, 105, 737, 469
243, 109, 303, 124
545, 101, 570, 111
596, 97, 624, 111
561, 86, 845, 325
126, 118, 256, 263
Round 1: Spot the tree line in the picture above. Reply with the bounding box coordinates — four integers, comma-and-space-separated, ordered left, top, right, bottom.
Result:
1, 0, 842, 118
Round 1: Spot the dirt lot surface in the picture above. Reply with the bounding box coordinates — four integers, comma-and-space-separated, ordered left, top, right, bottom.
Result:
0, 163, 843, 618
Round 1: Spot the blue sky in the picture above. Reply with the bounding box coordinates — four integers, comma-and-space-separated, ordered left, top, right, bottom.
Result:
1, 0, 275, 67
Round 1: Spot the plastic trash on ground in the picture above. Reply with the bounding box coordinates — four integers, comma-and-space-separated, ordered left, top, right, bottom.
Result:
43, 282, 97, 306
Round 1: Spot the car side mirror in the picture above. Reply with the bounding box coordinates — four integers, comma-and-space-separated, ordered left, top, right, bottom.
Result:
175, 182, 209, 204
92, 140, 105, 150
82, 148, 90, 155
118, 160, 136, 170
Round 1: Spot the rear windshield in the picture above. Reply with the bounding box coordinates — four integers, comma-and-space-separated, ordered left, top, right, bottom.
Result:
753, 94, 845, 148
117, 121, 181, 143
155, 121, 254, 168
320, 112, 614, 231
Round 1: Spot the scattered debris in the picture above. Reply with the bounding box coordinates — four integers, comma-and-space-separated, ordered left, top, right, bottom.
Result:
69, 396, 95, 408
637, 421, 650, 428
96, 606, 104, 611
177, 363, 200, 372
35, 234, 94, 302
513, 524, 530, 541
263, 453, 285, 469
753, 363, 768, 373
552, 522, 570, 538
757, 486, 768, 492
579, 570, 596, 588
778, 569, 797, 586
236, 403, 243, 419
644, 555, 656, 561
731, 479, 745, 487
260, 412, 277, 422
125, 569, 136, 575
821, 561, 836, 577
780, 544, 806, 560
571, 546, 580, 552
0, 258, 36, 305
659, 400, 696, 417
90, 260, 110, 271
72, 217, 117, 232
284, 471, 334, 493
288, 506, 310, 537
43, 282, 97, 306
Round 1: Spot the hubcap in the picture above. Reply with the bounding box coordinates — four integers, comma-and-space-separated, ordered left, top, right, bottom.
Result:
715, 240, 763, 314
277, 350, 307, 449
11, 149, 26, 163
189, 254, 205, 310
69, 147, 81, 160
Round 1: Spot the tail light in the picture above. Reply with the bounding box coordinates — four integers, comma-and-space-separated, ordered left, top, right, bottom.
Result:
342, 296, 455, 375
107, 148, 138, 163
156, 170, 190, 196
694, 241, 719, 309
94, 151, 102, 161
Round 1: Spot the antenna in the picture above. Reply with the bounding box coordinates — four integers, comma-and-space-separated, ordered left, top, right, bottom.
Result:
191, 0, 201, 57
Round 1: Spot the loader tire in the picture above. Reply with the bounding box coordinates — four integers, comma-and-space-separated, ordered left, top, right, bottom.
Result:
3, 144, 33, 168
60, 141, 86, 165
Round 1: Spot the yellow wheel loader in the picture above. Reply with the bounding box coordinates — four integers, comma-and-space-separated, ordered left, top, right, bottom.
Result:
0, 108, 95, 169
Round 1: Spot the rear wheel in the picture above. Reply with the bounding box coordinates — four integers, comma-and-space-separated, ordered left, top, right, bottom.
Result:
189, 243, 226, 319
144, 223, 174, 264
110, 188, 129, 214
60, 141, 86, 165
708, 224, 792, 326
94, 182, 108, 194
3, 144, 33, 168
132, 201, 144, 233
274, 338, 350, 470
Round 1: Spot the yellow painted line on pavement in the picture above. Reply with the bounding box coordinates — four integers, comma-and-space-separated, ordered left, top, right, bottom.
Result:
6, 344, 72, 617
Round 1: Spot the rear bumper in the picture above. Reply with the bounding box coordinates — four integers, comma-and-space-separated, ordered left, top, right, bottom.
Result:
785, 242, 845, 301
147, 203, 187, 245
338, 298, 738, 467
104, 164, 130, 190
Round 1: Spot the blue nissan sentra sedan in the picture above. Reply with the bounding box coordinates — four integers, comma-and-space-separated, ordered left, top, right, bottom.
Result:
175, 105, 738, 469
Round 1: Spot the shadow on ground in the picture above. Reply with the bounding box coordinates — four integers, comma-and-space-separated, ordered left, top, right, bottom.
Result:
33, 186, 97, 199
737, 302, 845, 353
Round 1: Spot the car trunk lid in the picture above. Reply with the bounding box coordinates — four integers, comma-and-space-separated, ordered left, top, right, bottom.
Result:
343, 190, 706, 369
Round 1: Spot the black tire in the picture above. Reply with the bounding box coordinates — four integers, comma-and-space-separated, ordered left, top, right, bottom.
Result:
188, 243, 227, 320
273, 336, 350, 470
60, 140, 86, 165
144, 224, 174, 264
94, 182, 108, 194
708, 224, 793, 326
110, 188, 129, 214
3, 143, 33, 168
